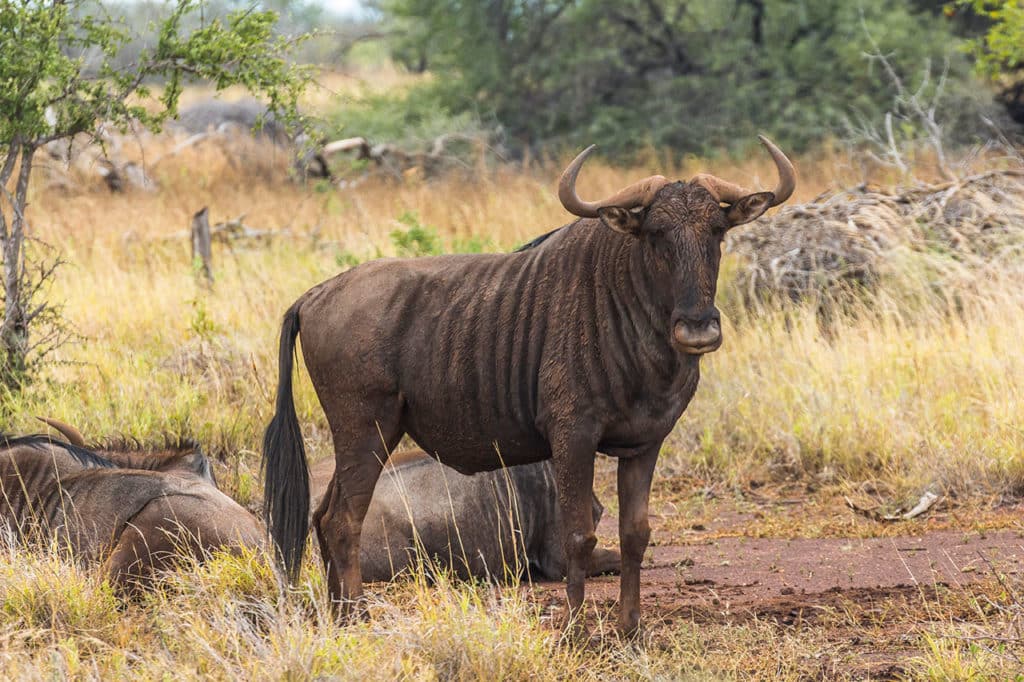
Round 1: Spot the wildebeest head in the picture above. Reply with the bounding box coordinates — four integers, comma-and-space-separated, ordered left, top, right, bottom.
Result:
558, 136, 795, 355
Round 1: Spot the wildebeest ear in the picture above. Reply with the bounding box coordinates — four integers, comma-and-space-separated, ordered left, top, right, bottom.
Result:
597, 206, 644, 236
184, 452, 218, 487
725, 191, 775, 227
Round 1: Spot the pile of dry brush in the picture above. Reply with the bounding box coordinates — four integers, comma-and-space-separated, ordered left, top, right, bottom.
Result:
728, 168, 1024, 307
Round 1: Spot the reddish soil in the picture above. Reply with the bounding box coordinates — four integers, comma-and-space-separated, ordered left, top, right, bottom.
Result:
530, 498, 1024, 678
535, 528, 1024, 625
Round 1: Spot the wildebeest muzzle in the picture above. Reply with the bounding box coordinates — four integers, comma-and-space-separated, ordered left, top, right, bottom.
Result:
672, 309, 722, 355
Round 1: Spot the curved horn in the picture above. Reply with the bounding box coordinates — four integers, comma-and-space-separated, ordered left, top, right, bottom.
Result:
691, 174, 754, 206
693, 135, 796, 207
558, 145, 670, 218
757, 134, 796, 207
36, 416, 87, 447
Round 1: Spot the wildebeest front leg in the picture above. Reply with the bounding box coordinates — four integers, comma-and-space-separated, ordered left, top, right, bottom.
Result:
551, 431, 598, 631
616, 445, 659, 635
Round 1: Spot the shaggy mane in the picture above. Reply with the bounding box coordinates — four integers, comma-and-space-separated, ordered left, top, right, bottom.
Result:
93, 435, 203, 455
514, 226, 567, 252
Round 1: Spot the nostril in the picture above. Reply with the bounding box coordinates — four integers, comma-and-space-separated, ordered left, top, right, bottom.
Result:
681, 312, 720, 329
672, 318, 723, 354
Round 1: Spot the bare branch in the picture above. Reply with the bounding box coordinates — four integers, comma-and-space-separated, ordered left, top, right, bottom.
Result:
848, 14, 956, 181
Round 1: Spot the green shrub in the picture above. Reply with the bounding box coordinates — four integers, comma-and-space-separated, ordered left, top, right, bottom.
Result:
378, 0, 996, 159
390, 212, 443, 257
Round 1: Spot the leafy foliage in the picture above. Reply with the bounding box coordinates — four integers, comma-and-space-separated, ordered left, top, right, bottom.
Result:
0, 0, 312, 144
958, 0, 1024, 78
391, 211, 444, 257
72, 0, 377, 71
327, 86, 486, 151
957, 1, 1024, 124
0, 0, 312, 388
377, 0, 992, 158
389, 212, 494, 257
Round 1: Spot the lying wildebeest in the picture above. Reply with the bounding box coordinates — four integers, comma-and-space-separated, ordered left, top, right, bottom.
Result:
263, 136, 795, 633
309, 451, 620, 582
0, 431, 262, 590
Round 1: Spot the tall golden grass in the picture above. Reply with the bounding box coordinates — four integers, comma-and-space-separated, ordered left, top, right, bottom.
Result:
2, 123, 1023, 679
7, 133, 1021, 503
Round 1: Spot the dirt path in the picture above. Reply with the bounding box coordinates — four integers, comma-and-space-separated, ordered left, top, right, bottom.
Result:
534, 528, 1024, 625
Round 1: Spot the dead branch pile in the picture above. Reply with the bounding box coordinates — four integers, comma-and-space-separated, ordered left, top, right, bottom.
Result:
322, 131, 496, 183
162, 213, 287, 246
728, 169, 1024, 305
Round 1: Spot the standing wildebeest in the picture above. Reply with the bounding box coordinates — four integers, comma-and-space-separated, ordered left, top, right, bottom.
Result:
263, 136, 795, 633
309, 451, 620, 582
0, 432, 262, 590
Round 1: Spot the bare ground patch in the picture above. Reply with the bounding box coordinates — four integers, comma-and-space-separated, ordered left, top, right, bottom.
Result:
528, 494, 1024, 679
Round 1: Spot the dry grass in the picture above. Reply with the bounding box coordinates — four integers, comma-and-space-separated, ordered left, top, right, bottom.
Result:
17, 132, 1023, 500
3, 538, 1022, 680
3, 107, 1024, 677
0, 541, 593, 680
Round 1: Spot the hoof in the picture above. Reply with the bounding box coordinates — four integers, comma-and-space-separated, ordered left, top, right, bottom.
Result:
617, 610, 641, 639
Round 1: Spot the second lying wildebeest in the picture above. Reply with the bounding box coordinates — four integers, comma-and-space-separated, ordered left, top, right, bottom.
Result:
263, 136, 795, 633
309, 451, 620, 582
0, 431, 262, 591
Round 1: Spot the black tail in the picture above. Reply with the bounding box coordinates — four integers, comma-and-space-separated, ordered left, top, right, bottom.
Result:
261, 303, 309, 581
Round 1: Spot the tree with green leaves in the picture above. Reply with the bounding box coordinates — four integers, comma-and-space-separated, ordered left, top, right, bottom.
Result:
959, 0, 1024, 75
958, 0, 1024, 122
377, 0, 990, 158
0, 0, 312, 389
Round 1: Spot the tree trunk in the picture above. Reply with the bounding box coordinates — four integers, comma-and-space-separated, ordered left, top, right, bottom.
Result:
0, 140, 32, 387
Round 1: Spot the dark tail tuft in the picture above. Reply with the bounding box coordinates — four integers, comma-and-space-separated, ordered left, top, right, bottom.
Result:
261, 303, 309, 581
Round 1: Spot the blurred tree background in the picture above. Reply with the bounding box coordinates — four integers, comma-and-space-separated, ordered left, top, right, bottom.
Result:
350, 0, 1023, 159
51, 0, 1024, 159
90, 0, 380, 69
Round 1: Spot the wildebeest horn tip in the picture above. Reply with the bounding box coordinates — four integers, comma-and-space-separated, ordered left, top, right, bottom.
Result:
756, 134, 796, 207
36, 416, 87, 447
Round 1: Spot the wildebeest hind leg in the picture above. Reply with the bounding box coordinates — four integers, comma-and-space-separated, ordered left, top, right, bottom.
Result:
550, 430, 598, 635
102, 499, 181, 596
316, 404, 403, 616
103, 522, 154, 597
616, 445, 659, 636
311, 476, 339, 593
